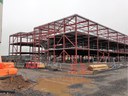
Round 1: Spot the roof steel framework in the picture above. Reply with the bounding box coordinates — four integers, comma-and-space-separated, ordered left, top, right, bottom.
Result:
9, 14, 128, 70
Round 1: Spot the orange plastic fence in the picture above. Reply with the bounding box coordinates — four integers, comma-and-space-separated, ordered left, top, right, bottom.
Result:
0, 69, 8, 76
3, 62, 15, 68
0, 62, 4, 69
6, 68, 18, 75
0, 68, 18, 77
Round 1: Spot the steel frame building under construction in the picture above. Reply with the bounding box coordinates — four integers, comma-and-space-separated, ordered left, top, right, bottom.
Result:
9, 14, 128, 70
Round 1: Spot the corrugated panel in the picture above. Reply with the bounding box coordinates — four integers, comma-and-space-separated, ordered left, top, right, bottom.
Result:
0, 0, 2, 43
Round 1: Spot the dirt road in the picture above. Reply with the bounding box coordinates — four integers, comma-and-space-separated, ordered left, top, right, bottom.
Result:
17, 67, 128, 96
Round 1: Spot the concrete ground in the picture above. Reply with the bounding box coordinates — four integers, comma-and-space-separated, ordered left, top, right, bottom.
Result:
18, 67, 128, 96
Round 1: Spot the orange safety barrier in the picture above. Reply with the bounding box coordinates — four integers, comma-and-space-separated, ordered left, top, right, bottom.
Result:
0, 68, 18, 77
6, 68, 18, 75
0, 62, 4, 69
3, 62, 15, 68
0, 69, 8, 76
0, 62, 17, 77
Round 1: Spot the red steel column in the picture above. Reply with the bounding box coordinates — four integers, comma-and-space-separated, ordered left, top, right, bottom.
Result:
63, 19, 66, 63
96, 24, 99, 63
12, 36, 14, 55
75, 15, 78, 65
32, 29, 36, 61
47, 24, 50, 64
38, 32, 41, 62
124, 36, 126, 62
87, 20, 90, 63
107, 29, 110, 62
16, 35, 18, 55
53, 22, 56, 63
117, 33, 119, 62
20, 35, 22, 56
9, 36, 11, 55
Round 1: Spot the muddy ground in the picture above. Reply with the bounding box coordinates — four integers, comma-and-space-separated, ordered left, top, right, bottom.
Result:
0, 67, 127, 96
0, 75, 52, 96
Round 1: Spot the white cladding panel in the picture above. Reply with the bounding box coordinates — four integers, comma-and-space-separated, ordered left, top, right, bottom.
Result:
0, 3, 2, 42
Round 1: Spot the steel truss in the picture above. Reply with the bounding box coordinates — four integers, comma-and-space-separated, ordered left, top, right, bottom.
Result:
9, 14, 128, 70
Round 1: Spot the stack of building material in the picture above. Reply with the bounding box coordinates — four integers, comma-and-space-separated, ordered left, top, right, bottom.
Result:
88, 64, 109, 71
25, 62, 45, 69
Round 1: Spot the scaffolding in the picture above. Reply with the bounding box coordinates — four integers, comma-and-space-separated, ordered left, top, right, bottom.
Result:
9, 14, 128, 70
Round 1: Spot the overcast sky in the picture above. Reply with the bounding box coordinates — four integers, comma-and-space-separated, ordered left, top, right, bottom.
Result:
0, 0, 128, 55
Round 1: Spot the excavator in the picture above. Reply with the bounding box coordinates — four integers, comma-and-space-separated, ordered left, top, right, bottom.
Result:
0, 0, 18, 78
